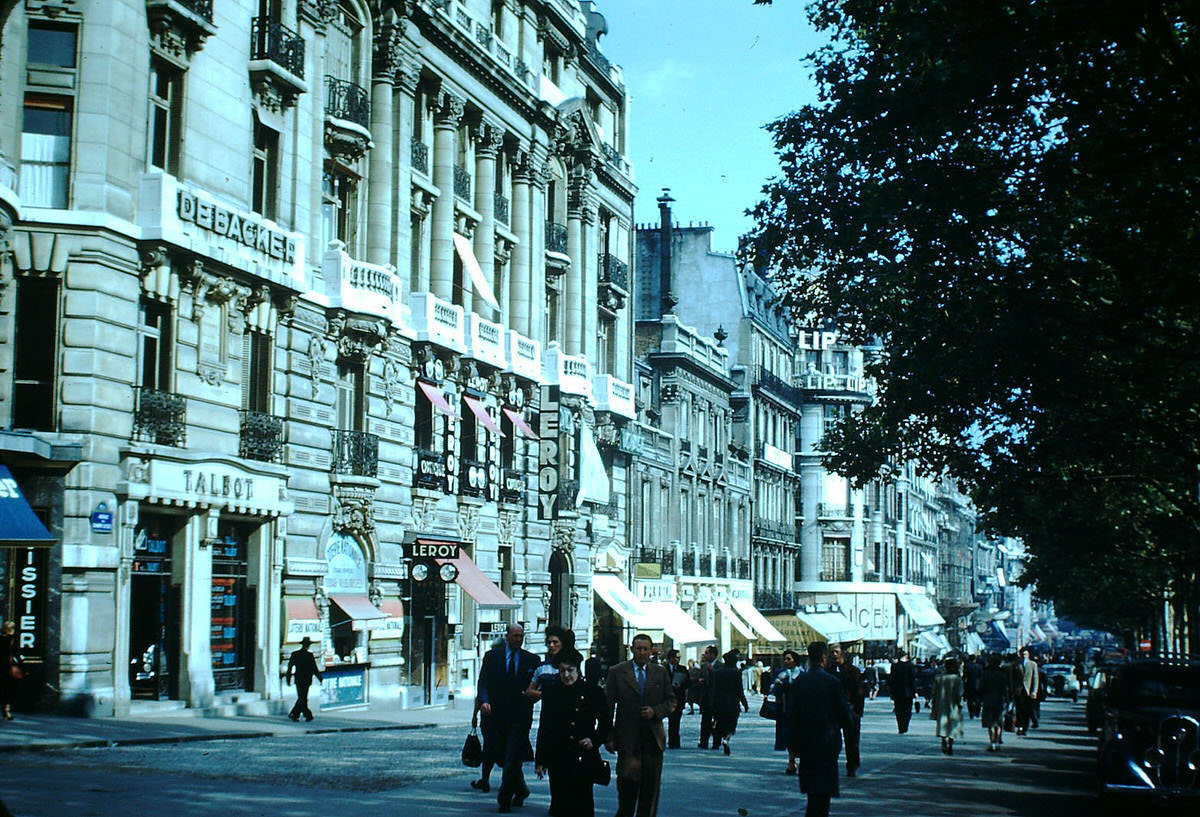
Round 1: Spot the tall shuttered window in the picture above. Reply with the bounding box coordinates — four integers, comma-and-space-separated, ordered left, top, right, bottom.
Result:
12, 277, 59, 430
148, 59, 183, 174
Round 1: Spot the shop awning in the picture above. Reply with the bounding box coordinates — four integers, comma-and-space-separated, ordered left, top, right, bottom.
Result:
730, 598, 788, 643
371, 599, 406, 640
916, 630, 953, 657
592, 573, 659, 630
463, 394, 504, 436
502, 407, 539, 440
963, 631, 987, 655
1032, 624, 1048, 643
642, 601, 718, 648
716, 599, 757, 641
989, 620, 1011, 648
0, 465, 54, 545
284, 597, 322, 643
453, 232, 500, 310
435, 548, 518, 610
330, 595, 389, 631
418, 380, 461, 418
794, 610, 865, 644
897, 593, 946, 627
576, 428, 610, 504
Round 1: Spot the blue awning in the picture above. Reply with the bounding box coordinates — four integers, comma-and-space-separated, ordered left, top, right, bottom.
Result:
0, 465, 54, 545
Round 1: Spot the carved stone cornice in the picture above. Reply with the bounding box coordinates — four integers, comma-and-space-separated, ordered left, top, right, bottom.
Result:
145, 0, 216, 67
372, 11, 407, 82
325, 124, 371, 162
299, 0, 338, 28
511, 148, 535, 184
332, 484, 377, 536
327, 310, 389, 364
473, 121, 505, 158
396, 59, 422, 96
553, 520, 576, 554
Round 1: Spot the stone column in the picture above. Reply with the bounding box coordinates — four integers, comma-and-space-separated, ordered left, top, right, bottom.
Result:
395, 61, 420, 292
565, 174, 585, 356
473, 121, 503, 319
528, 144, 551, 343
509, 148, 533, 335
430, 91, 464, 301
366, 17, 402, 267
581, 188, 599, 364
179, 510, 217, 710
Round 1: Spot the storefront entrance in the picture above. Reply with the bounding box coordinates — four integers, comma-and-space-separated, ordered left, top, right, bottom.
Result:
211, 520, 256, 692
406, 574, 448, 707
129, 513, 181, 700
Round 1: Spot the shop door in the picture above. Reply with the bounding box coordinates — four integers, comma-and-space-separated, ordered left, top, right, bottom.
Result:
422, 615, 436, 704
407, 575, 448, 707
130, 515, 180, 699
211, 522, 256, 692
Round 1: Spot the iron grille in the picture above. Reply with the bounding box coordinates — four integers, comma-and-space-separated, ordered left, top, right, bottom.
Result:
599, 253, 629, 290
494, 192, 510, 225
325, 76, 370, 129
250, 17, 305, 79
638, 547, 660, 565
133, 387, 187, 447
453, 165, 472, 199
238, 410, 284, 462
660, 549, 676, 574
411, 139, 429, 174
332, 429, 378, 477
734, 559, 750, 579
753, 365, 802, 405
681, 552, 696, 575
177, 0, 213, 21
715, 559, 728, 578
545, 221, 567, 254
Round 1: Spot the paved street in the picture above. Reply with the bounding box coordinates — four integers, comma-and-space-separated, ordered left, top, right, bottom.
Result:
0, 695, 1109, 817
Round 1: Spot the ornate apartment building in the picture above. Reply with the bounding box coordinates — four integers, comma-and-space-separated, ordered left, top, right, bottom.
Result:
0, 0, 636, 715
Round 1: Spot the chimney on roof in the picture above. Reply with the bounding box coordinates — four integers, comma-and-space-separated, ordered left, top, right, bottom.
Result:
657, 188, 676, 314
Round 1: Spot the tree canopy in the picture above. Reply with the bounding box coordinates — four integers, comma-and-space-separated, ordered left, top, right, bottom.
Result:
749, 0, 1200, 639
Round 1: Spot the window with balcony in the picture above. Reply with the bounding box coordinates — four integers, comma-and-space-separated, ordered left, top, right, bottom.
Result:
542, 42, 562, 85
240, 331, 283, 462
335, 363, 365, 432
251, 120, 279, 218
821, 537, 849, 581
12, 276, 59, 430
21, 95, 72, 208
135, 298, 185, 446
149, 59, 183, 174
139, 299, 174, 392
322, 165, 359, 250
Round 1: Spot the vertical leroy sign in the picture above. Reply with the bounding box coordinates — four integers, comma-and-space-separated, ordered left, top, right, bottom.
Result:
538, 386, 560, 519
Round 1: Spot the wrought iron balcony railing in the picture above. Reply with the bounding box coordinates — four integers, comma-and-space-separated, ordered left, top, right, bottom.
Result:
250, 17, 305, 79
638, 547, 660, 565
325, 76, 370, 129
175, 0, 214, 21
133, 387, 187, 447
238, 410, 284, 463
681, 552, 696, 575
494, 192, 509, 225
754, 589, 797, 611
414, 447, 447, 490
715, 559, 728, 578
599, 253, 629, 291
753, 365, 802, 405
453, 165, 471, 199
332, 429, 378, 477
411, 139, 429, 174
545, 221, 567, 254
752, 516, 797, 542
660, 549, 676, 574
734, 558, 750, 580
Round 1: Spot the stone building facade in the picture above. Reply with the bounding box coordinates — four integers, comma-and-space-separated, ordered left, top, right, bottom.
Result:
0, 0, 636, 715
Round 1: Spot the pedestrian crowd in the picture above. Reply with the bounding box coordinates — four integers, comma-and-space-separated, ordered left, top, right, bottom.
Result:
456, 625, 1077, 817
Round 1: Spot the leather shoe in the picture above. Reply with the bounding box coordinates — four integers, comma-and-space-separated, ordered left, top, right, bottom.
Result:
471, 779, 491, 793
513, 788, 529, 807
847, 765, 858, 777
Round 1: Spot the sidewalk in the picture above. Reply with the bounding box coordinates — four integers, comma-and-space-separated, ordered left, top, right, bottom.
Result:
0, 697, 475, 753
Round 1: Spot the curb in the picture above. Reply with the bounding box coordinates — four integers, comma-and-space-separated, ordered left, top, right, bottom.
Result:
0, 721, 441, 753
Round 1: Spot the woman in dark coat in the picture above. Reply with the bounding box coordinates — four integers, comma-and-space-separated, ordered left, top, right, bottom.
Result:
771, 650, 803, 774
534, 650, 610, 817
980, 653, 1010, 752
0, 620, 22, 720
712, 650, 749, 755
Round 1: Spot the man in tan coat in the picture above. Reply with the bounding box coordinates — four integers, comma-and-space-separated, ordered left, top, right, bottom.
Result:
605, 633, 677, 817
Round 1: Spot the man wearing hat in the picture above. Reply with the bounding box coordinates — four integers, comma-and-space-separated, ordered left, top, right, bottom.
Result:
286, 636, 324, 721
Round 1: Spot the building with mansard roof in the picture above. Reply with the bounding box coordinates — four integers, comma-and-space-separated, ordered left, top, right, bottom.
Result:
0, 0, 636, 715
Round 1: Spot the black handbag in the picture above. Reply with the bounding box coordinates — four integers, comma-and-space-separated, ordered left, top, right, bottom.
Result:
462, 729, 483, 767
760, 695, 778, 720
586, 749, 611, 786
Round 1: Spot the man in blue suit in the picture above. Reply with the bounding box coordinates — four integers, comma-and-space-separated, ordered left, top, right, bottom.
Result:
478, 623, 540, 813
787, 641, 852, 817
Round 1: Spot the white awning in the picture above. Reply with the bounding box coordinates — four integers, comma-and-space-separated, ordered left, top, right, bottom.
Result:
453, 232, 500, 310
716, 599, 756, 641
964, 631, 987, 655
730, 598, 788, 643
916, 630, 953, 657
897, 593, 945, 627
794, 610, 865, 643
592, 573, 658, 630
577, 427, 610, 504
642, 601, 718, 648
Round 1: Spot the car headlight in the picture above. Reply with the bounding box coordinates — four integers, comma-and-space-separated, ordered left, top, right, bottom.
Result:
1143, 747, 1165, 769
1188, 750, 1200, 773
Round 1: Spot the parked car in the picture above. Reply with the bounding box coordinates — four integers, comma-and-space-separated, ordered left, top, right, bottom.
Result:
1042, 663, 1082, 701
1086, 666, 1112, 734
1097, 657, 1200, 803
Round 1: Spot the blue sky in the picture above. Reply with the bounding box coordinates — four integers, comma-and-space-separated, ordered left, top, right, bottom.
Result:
596, 1, 827, 252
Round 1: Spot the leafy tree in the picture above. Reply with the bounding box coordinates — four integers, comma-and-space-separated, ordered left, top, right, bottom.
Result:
749, 0, 1200, 645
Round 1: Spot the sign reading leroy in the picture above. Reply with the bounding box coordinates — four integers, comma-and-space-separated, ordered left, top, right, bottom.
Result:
537, 385, 561, 519
405, 540, 459, 560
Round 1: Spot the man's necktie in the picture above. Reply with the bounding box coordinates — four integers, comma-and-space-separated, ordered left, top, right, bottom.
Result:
508, 652, 516, 676
636, 665, 646, 699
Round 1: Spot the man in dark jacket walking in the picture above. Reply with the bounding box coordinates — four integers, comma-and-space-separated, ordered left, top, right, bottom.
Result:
964, 655, 983, 718
286, 636, 323, 721
788, 642, 852, 817
663, 649, 689, 749
889, 651, 917, 734
478, 623, 540, 813
829, 645, 863, 776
